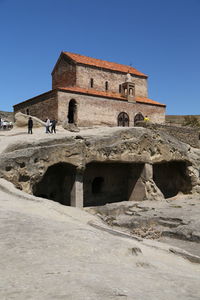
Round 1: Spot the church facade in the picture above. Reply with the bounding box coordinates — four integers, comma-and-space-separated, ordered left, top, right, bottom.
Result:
13, 52, 166, 126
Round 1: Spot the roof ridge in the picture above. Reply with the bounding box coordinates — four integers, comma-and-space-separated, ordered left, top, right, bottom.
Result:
63, 52, 148, 78
64, 51, 134, 68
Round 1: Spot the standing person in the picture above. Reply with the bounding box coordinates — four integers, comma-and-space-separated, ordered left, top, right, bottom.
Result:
51, 119, 57, 133
28, 117, 33, 134
45, 118, 51, 133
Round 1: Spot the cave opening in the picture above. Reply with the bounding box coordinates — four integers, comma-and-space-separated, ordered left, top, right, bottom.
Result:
83, 162, 144, 207
32, 162, 76, 206
153, 161, 192, 198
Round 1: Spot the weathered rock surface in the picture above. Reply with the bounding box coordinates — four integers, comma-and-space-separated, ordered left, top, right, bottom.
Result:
85, 194, 200, 256
0, 126, 200, 200
15, 112, 46, 127
62, 121, 80, 132
0, 127, 200, 299
0, 178, 200, 300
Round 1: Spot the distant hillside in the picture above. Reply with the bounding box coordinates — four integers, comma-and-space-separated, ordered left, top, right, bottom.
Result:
0, 111, 14, 122
166, 115, 200, 126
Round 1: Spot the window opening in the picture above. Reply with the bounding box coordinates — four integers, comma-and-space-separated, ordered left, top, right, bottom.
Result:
105, 81, 108, 91
118, 112, 129, 127
134, 113, 144, 126
90, 78, 94, 88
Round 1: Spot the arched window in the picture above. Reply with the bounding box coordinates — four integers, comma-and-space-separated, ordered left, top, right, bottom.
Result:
117, 112, 129, 127
105, 81, 108, 91
134, 113, 144, 126
68, 99, 77, 124
90, 78, 94, 88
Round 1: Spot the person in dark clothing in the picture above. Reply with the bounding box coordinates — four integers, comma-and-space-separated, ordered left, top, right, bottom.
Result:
28, 117, 33, 134
51, 119, 57, 133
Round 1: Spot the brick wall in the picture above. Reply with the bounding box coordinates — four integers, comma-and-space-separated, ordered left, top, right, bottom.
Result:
139, 122, 200, 148
14, 91, 58, 121
57, 91, 165, 126
52, 56, 76, 89
76, 65, 148, 97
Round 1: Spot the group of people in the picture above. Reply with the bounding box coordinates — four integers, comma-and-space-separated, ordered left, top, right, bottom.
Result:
28, 117, 57, 134
45, 118, 57, 134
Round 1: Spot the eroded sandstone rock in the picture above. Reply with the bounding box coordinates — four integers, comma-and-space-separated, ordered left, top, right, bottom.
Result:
15, 112, 45, 128
0, 127, 200, 204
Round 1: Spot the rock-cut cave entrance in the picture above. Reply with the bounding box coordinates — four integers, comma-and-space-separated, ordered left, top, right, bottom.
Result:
153, 161, 192, 198
83, 162, 144, 207
32, 162, 76, 206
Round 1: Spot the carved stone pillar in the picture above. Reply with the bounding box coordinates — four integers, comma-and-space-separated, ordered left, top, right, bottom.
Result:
128, 163, 153, 201
70, 169, 84, 207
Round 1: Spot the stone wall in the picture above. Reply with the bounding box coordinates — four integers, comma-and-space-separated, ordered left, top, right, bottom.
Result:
52, 56, 76, 89
57, 91, 165, 126
140, 122, 200, 148
166, 115, 200, 126
14, 91, 58, 121
76, 65, 148, 97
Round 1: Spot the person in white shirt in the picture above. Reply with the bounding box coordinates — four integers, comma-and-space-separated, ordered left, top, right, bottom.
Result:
45, 118, 51, 133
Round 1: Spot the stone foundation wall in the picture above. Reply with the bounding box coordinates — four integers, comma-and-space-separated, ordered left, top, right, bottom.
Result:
76, 65, 148, 97
57, 91, 165, 126
14, 91, 58, 121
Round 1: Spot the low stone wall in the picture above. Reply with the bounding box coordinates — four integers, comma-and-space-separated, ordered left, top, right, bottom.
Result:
138, 122, 200, 148
166, 115, 200, 126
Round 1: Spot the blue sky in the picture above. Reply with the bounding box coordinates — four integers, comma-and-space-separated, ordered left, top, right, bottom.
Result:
0, 0, 199, 115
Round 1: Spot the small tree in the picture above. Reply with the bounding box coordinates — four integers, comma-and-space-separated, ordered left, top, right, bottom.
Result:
183, 116, 200, 128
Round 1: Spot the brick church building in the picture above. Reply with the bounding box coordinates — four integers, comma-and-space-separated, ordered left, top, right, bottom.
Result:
14, 52, 166, 126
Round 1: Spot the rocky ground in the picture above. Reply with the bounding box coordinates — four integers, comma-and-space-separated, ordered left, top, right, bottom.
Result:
0, 125, 200, 299
85, 194, 200, 257
0, 179, 200, 300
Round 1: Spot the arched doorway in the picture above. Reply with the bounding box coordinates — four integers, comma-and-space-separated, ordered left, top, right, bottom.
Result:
68, 99, 77, 124
32, 162, 76, 206
134, 113, 144, 126
117, 112, 129, 127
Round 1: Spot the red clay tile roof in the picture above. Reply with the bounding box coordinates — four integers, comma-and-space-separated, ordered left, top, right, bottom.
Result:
63, 52, 148, 78
135, 96, 166, 107
58, 86, 166, 107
